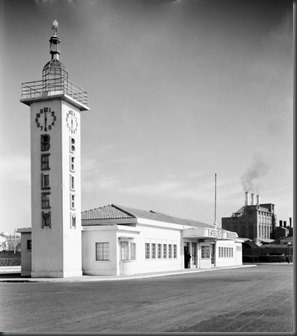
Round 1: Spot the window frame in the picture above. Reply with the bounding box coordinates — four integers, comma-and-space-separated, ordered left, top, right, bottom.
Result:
201, 245, 210, 259
151, 243, 156, 259
95, 242, 109, 261
163, 244, 167, 258
145, 243, 150, 259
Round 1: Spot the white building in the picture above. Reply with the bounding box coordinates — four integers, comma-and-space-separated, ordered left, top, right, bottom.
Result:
18, 22, 242, 278
81, 204, 242, 276
19, 203, 242, 277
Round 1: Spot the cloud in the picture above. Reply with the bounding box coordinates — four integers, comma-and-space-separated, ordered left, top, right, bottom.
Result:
0, 153, 30, 183
82, 156, 120, 191
126, 180, 185, 196
123, 175, 214, 203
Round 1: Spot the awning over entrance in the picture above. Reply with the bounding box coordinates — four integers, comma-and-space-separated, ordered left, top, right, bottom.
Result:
183, 227, 238, 240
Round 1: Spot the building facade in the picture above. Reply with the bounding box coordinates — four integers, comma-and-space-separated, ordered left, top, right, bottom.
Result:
222, 192, 277, 243
17, 22, 242, 278
19, 204, 243, 277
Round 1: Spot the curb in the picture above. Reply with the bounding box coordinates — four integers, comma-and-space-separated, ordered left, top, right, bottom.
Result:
0, 265, 257, 283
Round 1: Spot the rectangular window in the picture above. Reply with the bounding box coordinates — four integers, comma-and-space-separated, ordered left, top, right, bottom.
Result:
70, 213, 76, 228
145, 243, 150, 259
27, 240, 32, 251
121, 241, 129, 260
168, 244, 172, 258
152, 243, 156, 259
163, 244, 167, 258
173, 244, 177, 258
131, 243, 136, 260
70, 174, 75, 191
70, 155, 75, 172
121, 242, 136, 261
41, 211, 51, 228
70, 194, 75, 210
96, 242, 109, 261
41, 173, 50, 190
41, 192, 51, 209
41, 154, 50, 170
158, 244, 162, 258
70, 137, 75, 153
201, 245, 210, 258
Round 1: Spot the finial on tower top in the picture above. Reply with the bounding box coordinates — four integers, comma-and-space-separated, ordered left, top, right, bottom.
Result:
52, 20, 58, 35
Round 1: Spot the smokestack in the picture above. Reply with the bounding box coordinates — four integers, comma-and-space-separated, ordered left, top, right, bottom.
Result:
284, 221, 287, 228
245, 191, 249, 206
289, 217, 292, 228
251, 193, 254, 205
279, 220, 282, 227
256, 194, 260, 206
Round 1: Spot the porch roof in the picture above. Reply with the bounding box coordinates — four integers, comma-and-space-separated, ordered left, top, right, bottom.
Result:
183, 227, 238, 240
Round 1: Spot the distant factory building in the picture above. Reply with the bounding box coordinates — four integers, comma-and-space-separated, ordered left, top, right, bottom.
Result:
222, 192, 277, 244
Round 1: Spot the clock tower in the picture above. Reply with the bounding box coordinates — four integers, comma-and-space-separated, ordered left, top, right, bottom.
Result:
21, 21, 89, 277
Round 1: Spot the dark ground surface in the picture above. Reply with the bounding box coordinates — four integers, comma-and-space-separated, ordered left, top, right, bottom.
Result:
0, 264, 294, 333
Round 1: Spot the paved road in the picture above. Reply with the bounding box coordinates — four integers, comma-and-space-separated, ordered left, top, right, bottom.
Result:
0, 264, 294, 333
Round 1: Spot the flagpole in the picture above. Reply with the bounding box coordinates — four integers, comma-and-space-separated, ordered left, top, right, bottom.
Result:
214, 173, 217, 229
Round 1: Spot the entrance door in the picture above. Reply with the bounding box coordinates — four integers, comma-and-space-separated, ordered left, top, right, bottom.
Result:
184, 243, 191, 269
191, 242, 197, 268
211, 244, 215, 265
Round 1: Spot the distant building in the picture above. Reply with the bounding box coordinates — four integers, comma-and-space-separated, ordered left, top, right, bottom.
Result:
0, 233, 21, 252
222, 192, 276, 244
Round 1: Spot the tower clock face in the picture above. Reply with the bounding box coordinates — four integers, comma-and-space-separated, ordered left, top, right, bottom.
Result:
35, 107, 56, 131
66, 110, 78, 134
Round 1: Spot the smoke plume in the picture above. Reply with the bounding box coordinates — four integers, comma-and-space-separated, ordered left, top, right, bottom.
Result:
241, 154, 269, 192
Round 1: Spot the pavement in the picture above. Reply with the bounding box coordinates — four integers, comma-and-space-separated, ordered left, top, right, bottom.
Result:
0, 264, 257, 282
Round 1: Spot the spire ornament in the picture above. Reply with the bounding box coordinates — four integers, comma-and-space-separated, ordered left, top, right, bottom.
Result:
52, 20, 58, 36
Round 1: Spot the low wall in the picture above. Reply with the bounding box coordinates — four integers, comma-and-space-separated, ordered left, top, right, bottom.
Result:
0, 252, 21, 266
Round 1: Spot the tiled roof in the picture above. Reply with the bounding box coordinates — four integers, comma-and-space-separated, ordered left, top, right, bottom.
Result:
81, 204, 212, 228
81, 204, 134, 220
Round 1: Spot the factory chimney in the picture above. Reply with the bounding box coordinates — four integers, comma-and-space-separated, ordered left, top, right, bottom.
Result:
284, 221, 287, 228
256, 194, 260, 206
279, 220, 282, 227
251, 193, 254, 205
289, 217, 292, 227
245, 191, 249, 206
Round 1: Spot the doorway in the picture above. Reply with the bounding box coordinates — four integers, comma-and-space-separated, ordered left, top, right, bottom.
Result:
191, 242, 197, 268
184, 243, 191, 268
211, 244, 215, 265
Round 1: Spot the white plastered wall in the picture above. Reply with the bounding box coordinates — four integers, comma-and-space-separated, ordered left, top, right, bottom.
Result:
82, 226, 118, 276
215, 240, 242, 267
20, 232, 32, 276
30, 99, 82, 277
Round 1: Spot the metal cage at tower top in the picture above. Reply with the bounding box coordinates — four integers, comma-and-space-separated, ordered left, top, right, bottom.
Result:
21, 77, 88, 106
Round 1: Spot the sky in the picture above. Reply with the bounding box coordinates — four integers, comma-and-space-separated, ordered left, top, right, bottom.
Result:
0, 0, 293, 234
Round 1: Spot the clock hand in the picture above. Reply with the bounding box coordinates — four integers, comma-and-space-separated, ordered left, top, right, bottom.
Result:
44, 111, 47, 128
